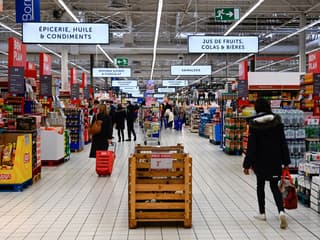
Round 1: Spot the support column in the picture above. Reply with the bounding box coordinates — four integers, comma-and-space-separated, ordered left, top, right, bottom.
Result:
61, 47, 69, 91
299, 14, 306, 73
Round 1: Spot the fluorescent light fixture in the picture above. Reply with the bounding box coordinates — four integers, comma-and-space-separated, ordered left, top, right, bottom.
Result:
224, 0, 265, 36
150, 0, 163, 80
57, 0, 80, 23
191, 53, 205, 66
96, 45, 116, 66
0, 22, 21, 36
37, 44, 62, 58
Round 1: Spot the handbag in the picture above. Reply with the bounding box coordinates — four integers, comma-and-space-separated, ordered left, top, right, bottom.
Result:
279, 169, 298, 210
89, 120, 102, 135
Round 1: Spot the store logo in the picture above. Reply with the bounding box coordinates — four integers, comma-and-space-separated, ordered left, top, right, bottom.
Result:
16, 0, 40, 23
24, 153, 30, 164
0, 174, 12, 180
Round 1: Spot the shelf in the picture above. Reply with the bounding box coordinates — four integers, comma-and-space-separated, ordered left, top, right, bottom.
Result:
305, 138, 320, 141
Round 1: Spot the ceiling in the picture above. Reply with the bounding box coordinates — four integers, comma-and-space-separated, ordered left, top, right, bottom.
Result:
1, 0, 320, 92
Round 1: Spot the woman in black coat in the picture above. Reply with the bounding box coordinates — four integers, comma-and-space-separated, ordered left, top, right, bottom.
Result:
89, 104, 113, 158
114, 104, 126, 142
243, 98, 291, 229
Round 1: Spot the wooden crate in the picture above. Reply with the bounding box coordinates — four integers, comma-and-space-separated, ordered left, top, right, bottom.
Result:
128, 152, 192, 228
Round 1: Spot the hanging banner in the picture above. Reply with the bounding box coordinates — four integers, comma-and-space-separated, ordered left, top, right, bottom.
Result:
81, 72, 89, 99
70, 68, 79, 100
22, 22, 109, 44
308, 50, 320, 73
239, 60, 248, 80
146, 79, 155, 93
16, 0, 40, 23
8, 37, 27, 67
39, 53, 52, 76
9, 67, 25, 94
188, 36, 259, 53
25, 62, 37, 78
39, 75, 52, 97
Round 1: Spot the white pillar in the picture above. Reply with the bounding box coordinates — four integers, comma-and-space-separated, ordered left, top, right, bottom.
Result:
61, 47, 69, 91
299, 14, 306, 73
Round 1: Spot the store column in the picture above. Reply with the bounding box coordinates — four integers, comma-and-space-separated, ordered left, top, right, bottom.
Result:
61, 47, 69, 91
299, 14, 306, 73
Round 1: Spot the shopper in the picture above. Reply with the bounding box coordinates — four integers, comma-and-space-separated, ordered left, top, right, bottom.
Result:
126, 101, 137, 141
165, 108, 174, 129
243, 98, 291, 229
114, 103, 126, 142
89, 104, 113, 158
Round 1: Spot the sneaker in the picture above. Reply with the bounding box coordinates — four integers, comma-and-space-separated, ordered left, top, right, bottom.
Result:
254, 213, 266, 221
279, 211, 288, 229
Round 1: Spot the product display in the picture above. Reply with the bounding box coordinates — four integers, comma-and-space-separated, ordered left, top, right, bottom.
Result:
64, 108, 84, 151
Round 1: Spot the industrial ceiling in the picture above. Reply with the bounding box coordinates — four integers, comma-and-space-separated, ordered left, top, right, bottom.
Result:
1, 0, 320, 92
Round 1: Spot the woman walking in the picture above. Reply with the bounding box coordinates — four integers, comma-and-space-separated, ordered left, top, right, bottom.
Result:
89, 104, 113, 158
114, 103, 126, 142
243, 98, 291, 229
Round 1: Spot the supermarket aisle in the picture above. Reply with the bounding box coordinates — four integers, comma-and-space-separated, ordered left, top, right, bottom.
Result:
0, 126, 320, 240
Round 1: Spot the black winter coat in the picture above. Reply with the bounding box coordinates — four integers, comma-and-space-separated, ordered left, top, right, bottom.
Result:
243, 113, 291, 178
114, 109, 126, 130
89, 113, 113, 158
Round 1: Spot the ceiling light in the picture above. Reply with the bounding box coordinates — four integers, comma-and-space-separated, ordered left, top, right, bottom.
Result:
224, 0, 265, 36
57, 0, 80, 23
0, 23, 21, 36
96, 45, 115, 66
150, 0, 163, 80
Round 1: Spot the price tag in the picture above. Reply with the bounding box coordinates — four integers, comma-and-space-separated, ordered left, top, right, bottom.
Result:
151, 153, 173, 170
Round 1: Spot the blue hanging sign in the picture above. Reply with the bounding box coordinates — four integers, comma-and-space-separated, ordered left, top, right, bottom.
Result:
16, 0, 40, 23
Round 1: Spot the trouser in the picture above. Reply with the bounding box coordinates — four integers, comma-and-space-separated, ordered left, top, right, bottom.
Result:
256, 175, 284, 214
127, 121, 136, 139
117, 129, 124, 141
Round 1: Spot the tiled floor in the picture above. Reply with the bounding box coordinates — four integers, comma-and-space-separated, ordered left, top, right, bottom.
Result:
1, 126, 320, 240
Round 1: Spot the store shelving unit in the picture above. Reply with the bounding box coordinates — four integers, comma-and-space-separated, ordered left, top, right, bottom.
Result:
64, 109, 84, 152
190, 107, 202, 133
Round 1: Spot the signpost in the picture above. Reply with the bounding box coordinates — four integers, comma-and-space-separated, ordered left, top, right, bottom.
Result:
214, 8, 240, 21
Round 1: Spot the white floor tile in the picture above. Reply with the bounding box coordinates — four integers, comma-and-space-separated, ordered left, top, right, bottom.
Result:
0, 127, 319, 240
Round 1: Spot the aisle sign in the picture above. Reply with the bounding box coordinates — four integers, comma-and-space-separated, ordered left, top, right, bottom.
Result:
112, 80, 137, 87
163, 80, 188, 87
16, 0, 40, 23
188, 36, 259, 53
22, 22, 109, 44
120, 86, 139, 91
154, 94, 165, 98
171, 65, 212, 76
158, 87, 175, 93
93, 68, 131, 77
214, 8, 240, 21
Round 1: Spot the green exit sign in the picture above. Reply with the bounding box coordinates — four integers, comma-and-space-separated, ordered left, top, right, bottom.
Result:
116, 58, 128, 66
214, 8, 240, 21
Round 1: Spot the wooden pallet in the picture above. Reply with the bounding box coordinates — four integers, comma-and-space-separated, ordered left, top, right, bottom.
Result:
0, 178, 32, 192
128, 152, 192, 228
